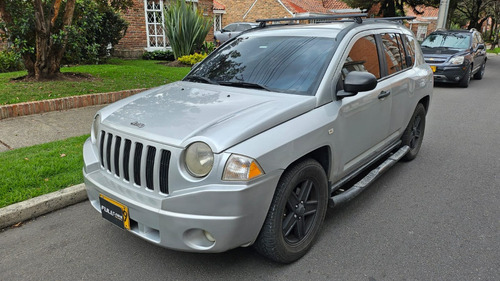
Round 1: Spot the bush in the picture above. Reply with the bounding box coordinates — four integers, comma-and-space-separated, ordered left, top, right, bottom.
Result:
164, 0, 211, 59
142, 50, 175, 61
63, 0, 128, 64
0, 50, 24, 73
177, 53, 207, 65
199, 41, 216, 54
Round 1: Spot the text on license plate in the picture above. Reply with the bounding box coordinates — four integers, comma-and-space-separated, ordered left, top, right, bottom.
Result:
99, 194, 130, 230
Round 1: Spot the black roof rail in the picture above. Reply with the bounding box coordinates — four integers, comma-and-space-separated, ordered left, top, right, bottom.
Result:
366, 16, 416, 23
256, 13, 368, 27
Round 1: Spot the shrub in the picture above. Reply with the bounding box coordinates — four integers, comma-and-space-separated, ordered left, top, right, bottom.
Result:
63, 0, 129, 64
177, 53, 207, 65
0, 50, 24, 73
199, 41, 216, 54
163, 0, 211, 59
142, 50, 175, 61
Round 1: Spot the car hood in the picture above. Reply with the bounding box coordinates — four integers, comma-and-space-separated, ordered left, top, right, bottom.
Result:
421, 47, 467, 58
99, 82, 316, 153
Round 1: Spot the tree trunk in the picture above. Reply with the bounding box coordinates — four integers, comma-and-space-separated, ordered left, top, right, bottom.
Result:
31, 0, 76, 80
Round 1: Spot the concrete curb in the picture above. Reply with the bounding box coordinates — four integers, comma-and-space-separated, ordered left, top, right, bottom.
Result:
0, 184, 87, 229
0, 88, 148, 120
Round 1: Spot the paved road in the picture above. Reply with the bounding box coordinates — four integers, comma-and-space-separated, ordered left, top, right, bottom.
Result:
1, 57, 499, 280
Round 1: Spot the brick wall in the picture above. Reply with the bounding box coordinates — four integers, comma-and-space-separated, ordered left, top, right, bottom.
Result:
115, 0, 215, 58
114, 0, 148, 58
220, 0, 291, 26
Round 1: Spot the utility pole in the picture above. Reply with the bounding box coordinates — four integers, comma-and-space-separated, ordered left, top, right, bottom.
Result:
436, 0, 450, 29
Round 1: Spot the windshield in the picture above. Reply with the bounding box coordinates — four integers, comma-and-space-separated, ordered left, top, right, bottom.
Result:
185, 35, 337, 95
421, 33, 471, 50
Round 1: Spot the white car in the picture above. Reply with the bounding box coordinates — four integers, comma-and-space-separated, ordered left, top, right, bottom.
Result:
214, 22, 259, 45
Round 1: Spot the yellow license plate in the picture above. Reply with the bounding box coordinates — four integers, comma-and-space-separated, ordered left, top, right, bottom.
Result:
99, 194, 130, 230
430, 65, 436, 72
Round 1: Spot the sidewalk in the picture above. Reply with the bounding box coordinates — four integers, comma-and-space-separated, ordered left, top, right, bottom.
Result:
0, 105, 104, 152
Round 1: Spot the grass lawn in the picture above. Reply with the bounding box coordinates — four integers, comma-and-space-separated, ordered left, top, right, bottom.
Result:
0, 135, 89, 208
486, 47, 500, 54
0, 59, 190, 105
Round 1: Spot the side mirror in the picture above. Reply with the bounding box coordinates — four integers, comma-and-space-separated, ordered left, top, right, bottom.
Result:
337, 71, 377, 98
221, 29, 227, 33
477, 44, 485, 50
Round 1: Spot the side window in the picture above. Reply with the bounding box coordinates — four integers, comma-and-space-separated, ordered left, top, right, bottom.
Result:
380, 33, 406, 75
224, 24, 237, 32
342, 35, 380, 80
402, 34, 416, 67
236, 24, 250, 31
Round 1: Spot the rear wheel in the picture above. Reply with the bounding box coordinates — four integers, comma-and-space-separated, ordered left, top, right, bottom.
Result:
254, 159, 328, 263
401, 103, 426, 161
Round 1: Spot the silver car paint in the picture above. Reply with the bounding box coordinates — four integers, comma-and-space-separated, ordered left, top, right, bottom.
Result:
83, 22, 433, 252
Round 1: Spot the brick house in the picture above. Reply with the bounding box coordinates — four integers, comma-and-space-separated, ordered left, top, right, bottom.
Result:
405, 6, 439, 41
114, 0, 214, 58
213, 1, 438, 41
213, 0, 363, 29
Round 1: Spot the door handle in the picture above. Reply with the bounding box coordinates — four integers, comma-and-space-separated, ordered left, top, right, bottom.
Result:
378, 90, 391, 99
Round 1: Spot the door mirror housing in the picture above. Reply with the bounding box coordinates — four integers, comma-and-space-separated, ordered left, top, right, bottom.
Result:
337, 71, 378, 98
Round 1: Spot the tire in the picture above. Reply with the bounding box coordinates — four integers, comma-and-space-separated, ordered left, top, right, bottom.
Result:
473, 62, 486, 80
458, 66, 471, 88
254, 159, 328, 263
401, 103, 426, 161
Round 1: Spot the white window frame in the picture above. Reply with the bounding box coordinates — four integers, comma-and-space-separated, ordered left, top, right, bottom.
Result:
144, 0, 168, 51
144, 0, 199, 51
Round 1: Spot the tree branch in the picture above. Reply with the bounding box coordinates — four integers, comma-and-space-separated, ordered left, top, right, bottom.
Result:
51, 0, 62, 27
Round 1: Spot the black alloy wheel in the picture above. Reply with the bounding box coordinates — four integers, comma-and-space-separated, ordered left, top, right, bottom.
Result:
401, 103, 426, 161
254, 159, 328, 263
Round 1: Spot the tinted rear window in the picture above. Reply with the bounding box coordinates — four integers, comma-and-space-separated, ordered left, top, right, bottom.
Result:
187, 36, 337, 95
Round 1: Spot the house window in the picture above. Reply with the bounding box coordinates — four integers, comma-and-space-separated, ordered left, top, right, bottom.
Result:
144, 0, 198, 51
214, 14, 223, 31
144, 0, 167, 50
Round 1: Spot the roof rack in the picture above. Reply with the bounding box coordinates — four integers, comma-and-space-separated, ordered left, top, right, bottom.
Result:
367, 16, 416, 24
256, 14, 368, 27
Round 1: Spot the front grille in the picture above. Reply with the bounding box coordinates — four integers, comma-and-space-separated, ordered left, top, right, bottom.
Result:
425, 58, 446, 64
99, 130, 171, 194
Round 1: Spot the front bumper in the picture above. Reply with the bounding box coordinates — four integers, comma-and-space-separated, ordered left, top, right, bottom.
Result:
83, 138, 281, 253
430, 64, 469, 83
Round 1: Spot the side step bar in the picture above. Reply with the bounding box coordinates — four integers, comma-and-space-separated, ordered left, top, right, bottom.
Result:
329, 145, 410, 207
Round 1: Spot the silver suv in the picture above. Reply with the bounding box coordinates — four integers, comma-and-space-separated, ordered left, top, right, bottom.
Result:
83, 14, 433, 263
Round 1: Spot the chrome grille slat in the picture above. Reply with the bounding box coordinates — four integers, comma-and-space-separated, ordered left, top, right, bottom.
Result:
97, 130, 170, 194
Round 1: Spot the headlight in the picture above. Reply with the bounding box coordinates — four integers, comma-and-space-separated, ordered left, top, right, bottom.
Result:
185, 142, 214, 177
449, 56, 465, 65
223, 154, 264, 181
91, 114, 100, 144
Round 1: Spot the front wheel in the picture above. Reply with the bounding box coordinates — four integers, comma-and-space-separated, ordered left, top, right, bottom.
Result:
458, 66, 471, 88
401, 103, 426, 161
473, 62, 486, 80
254, 159, 328, 263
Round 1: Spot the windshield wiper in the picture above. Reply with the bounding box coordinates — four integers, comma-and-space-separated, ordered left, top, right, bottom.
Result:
184, 75, 219, 85
219, 81, 271, 91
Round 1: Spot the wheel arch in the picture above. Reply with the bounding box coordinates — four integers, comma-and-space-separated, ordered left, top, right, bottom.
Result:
282, 145, 331, 182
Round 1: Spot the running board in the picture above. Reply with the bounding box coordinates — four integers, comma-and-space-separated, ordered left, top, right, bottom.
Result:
329, 145, 410, 207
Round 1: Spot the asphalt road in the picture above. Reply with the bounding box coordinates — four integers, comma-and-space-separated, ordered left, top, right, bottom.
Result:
1, 56, 499, 280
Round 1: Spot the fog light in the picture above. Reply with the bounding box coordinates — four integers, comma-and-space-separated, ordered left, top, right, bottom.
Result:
204, 230, 216, 242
